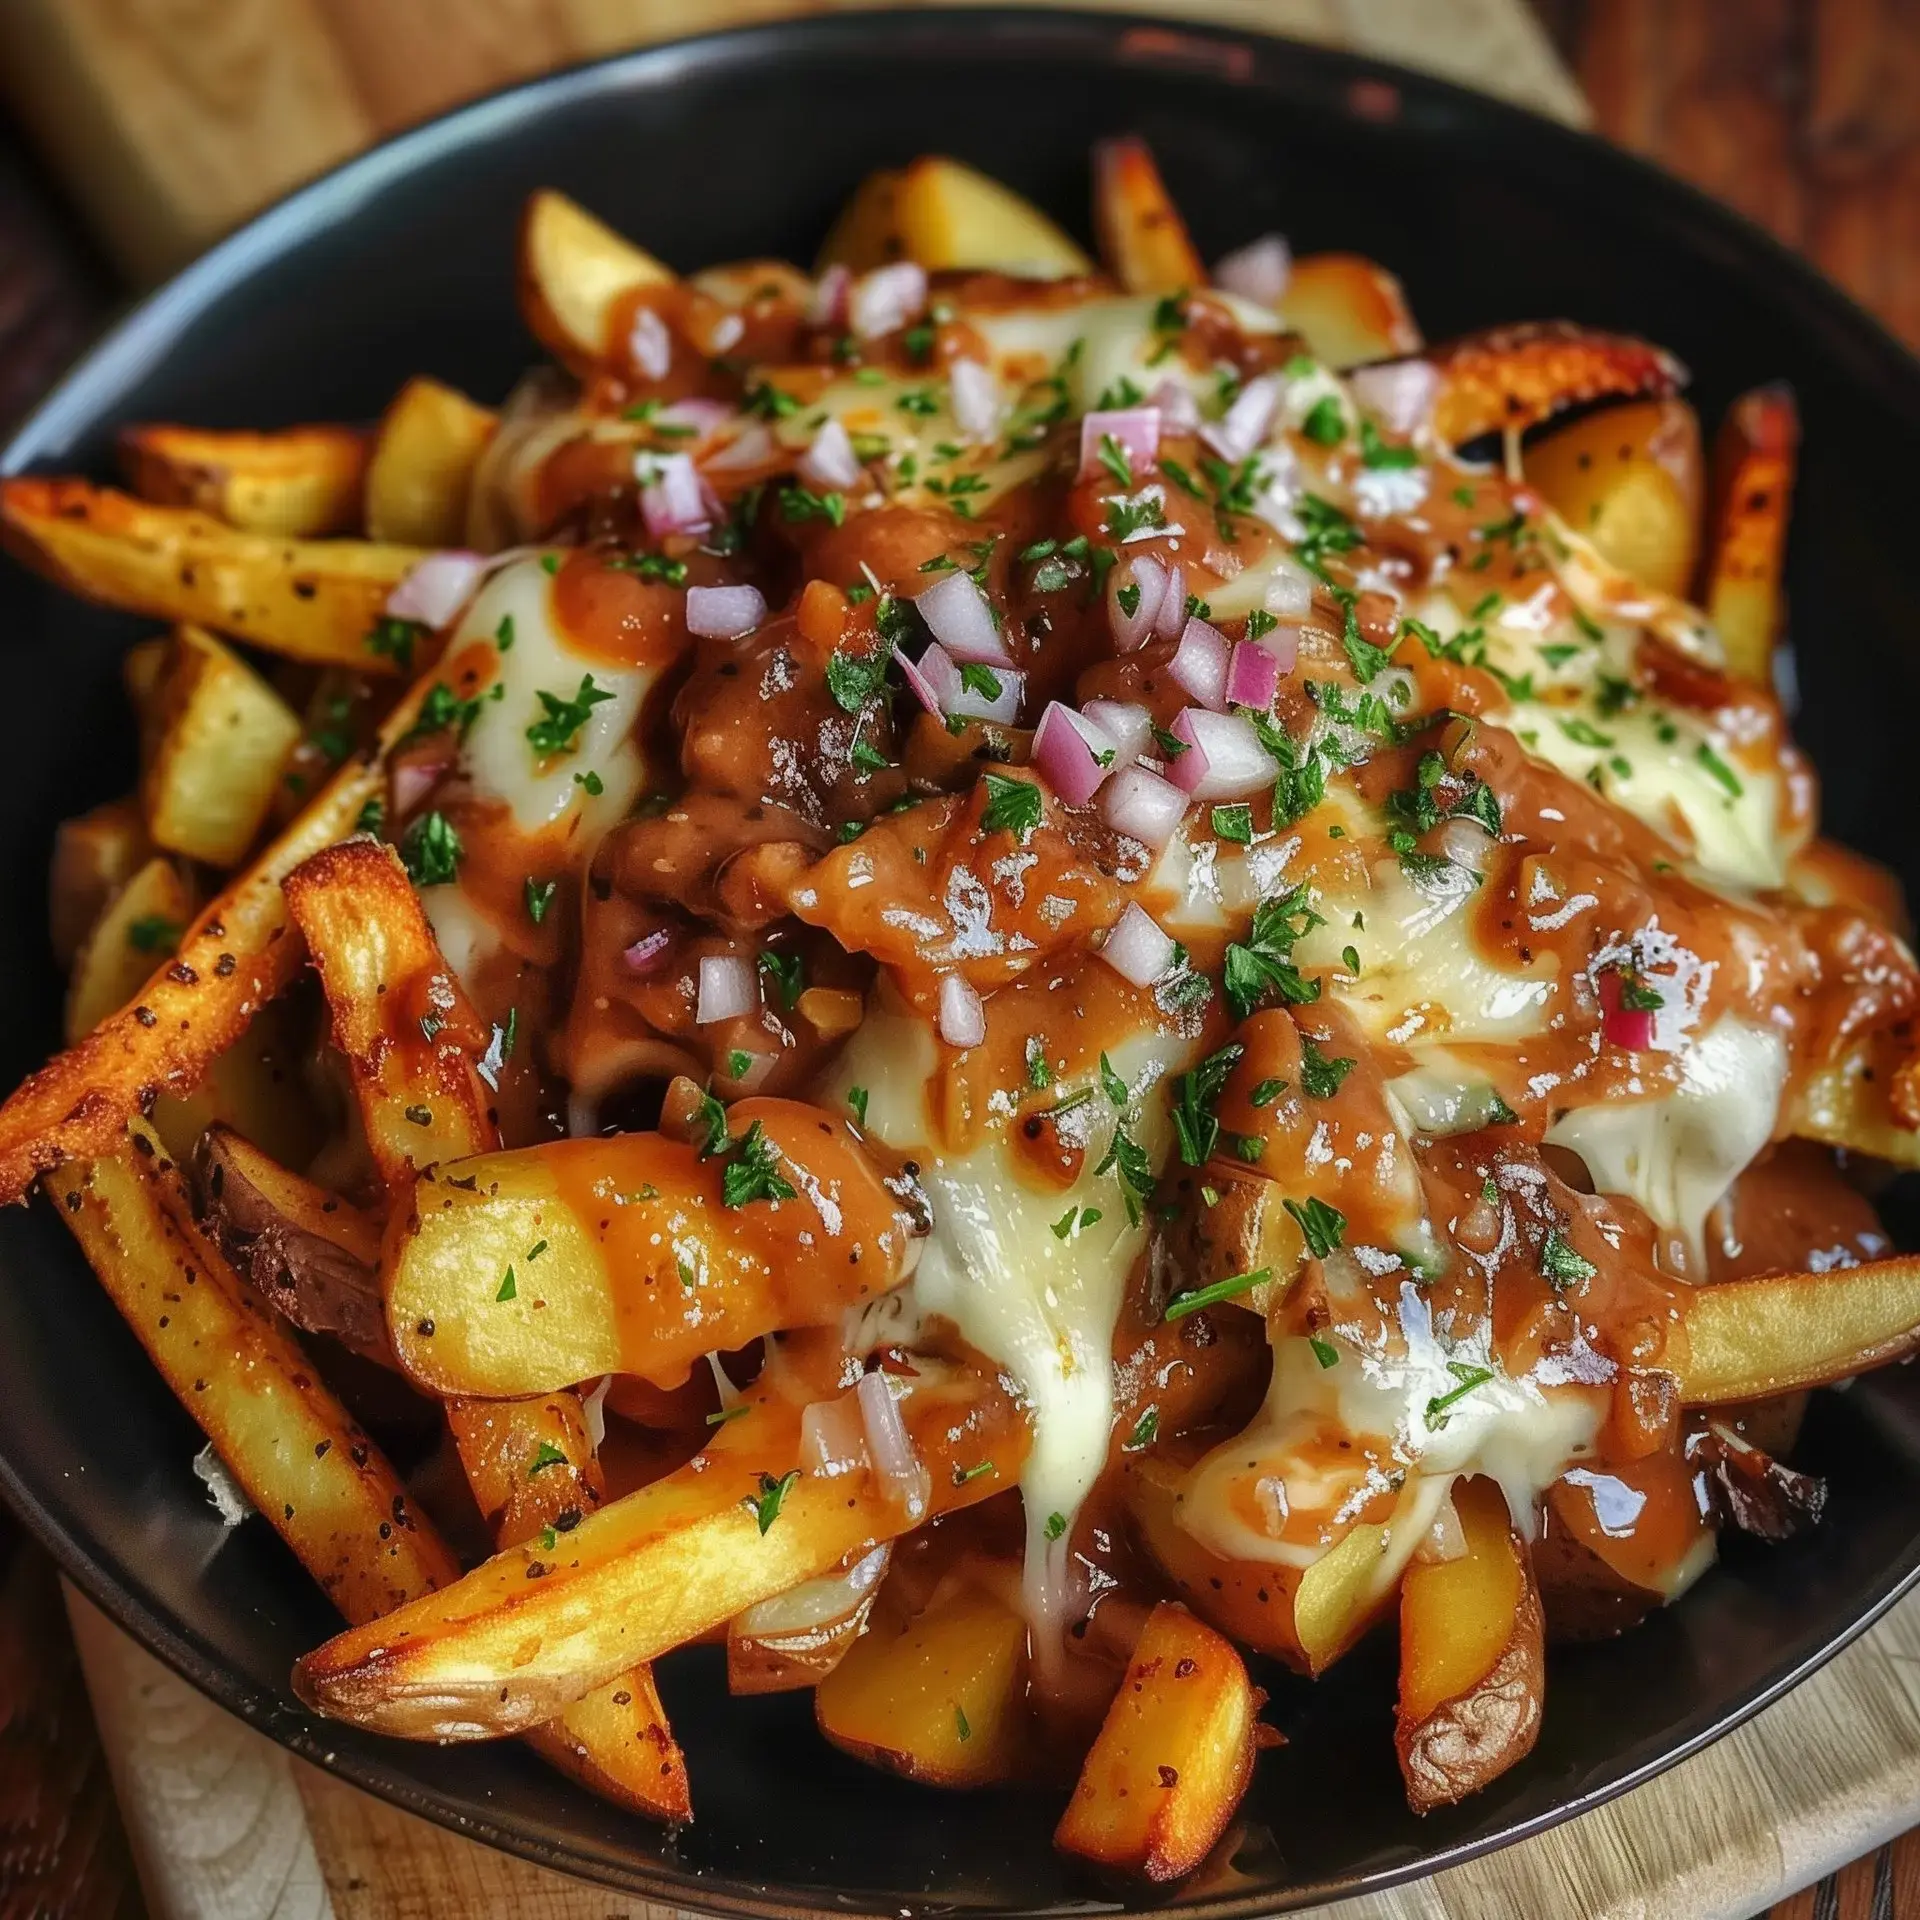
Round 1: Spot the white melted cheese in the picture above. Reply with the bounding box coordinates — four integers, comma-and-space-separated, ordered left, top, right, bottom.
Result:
1545, 1015, 1787, 1265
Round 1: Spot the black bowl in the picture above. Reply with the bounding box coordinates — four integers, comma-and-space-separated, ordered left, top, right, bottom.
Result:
6, 11, 1920, 1914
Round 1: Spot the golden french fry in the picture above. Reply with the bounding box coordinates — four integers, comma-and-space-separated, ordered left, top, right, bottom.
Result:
52, 1126, 459, 1622
815, 170, 905, 274
892, 157, 1091, 277
1674, 1255, 1920, 1403
0, 478, 425, 672
140, 625, 303, 866
1054, 1602, 1258, 1881
1427, 322, 1685, 447
1278, 255, 1421, 368
1091, 137, 1204, 295
1395, 1477, 1543, 1813
49, 796, 153, 967
119, 422, 369, 538
65, 855, 193, 1046
519, 189, 675, 376
364, 377, 498, 548
1700, 383, 1797, 683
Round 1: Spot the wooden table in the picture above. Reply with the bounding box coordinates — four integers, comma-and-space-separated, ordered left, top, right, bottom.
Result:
0, 3, 1918, 1916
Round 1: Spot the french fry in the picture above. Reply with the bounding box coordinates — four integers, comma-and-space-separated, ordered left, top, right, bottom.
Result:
65, 855, 193, 1046
1673, 1255, 1920, 1403
519, 189, 676, 376
364, 378, 498, 548
1791, 1043, 1920, 1170
1277, 255, 1421, 368
1091, 137, 1204, 295
0, 478, 425, 672
51, 1124, 459, 1621
815, 1573, 1028, 1785
1054, 1602, 1258, 1881
294, 1373, 1027, 1740
815, 170, 905, 273
118, 423, 369, 538
121, 637, 168, 718
140, 625, 303, 866
1395, 1477, 1543, 1814
1427, 322, 1685, 447
49, 796, 152, 966
860, 156, 1092, 277
1700, 383, 1798, 683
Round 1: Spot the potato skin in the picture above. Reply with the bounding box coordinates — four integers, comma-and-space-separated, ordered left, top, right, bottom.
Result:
1531, 1511, 1660, 1644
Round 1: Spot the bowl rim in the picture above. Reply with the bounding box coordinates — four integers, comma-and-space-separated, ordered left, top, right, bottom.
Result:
8, 8, 1920, 1914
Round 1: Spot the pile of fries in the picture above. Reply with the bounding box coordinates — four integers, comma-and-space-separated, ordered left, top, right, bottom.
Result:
9, 138, 1920, 1884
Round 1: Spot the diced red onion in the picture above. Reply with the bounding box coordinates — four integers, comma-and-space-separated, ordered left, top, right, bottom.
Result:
1099, 902, 1177, 987
949, 358, 1001, 442
1436, 816, 1494, 874
849, 261, 927, 340
1107, 553, 1168, 652
1168, 708, 1281, 800
389, 757, 444, 818
1599, 970, 1656, 1052
724, 1045, 779, 1093
857, 1369, 928, 1520
657, 397, 731, 440
638, 452, 710, 538
1226, 640, 1281, 711
386, 550, 487, 629
1155, 560, 1187, 638
1079, 699, 1154, 772
809, 263, 851, 329
798, 417, 863, 492
1100, 765, 1188, 850
1261, 559, 1314, 619
914, 569, 1010, 665
1213, 233, 1293, 306
696, 953, 757, 1024
897, 643, 948, 718
1201, 374, 1283, 463
685, 583, 767, 638
628, 306, 672, 381
703, 420, 775, 472
1147, 378, 1201, 435
800, 1394, 868, 1477
1078, 406, 1160, 483
1350, 359, 1441, 438
1255, 623, 1301, 675
937, 973, 986, 1049
1033, 701, 1118, 807
623, 929, 672, 974
1168, 616, 1231, 710
900, 642, 1022, 724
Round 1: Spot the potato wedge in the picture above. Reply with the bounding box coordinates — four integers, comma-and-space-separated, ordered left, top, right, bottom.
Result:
0, 479, 426, 672
892, 157, 1091, 277
1427, 323, 1685, 448
1277, 255, 1421, 369
519, 189, 675, 376
50, 796, 153, 966
816, 169, 905, 273
1700, 383, 1797, 683
1521, 398, 1703, 597
140, 625, 303, 866
1673, 1254, 1920, 1403
122, 636, 169, 717
52, 1126, 459, 1622
65, 855, 193, 1046
119, 423, 369, 538
1395, 1477, 1543, 1814
1054, 1602, 1257, 1882
816, 1573, 1028, 1785
364, 378, 498, 548
1091, 137, 1203, 295
294, 1372, 1027, 1739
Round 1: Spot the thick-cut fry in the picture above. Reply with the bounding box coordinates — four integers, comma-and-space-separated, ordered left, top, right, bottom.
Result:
65, 855, 193, 1046
1054, 1603, 1257, 1881
52, 1126, 459, 1620
1277, 255, 1421, 368
141, 625, 303, 866
364, 378, 498, 547
1395, 1478, 1543, 1813
839, 156, 1093, 277
0, 478, 425, 672
1092, 137, 1204, 295
294, 1375, 1027, 1739
50, 797, 152, 968
816, 1574, 1029, 1785
1673, 1255, 1920, 1403
519, 189, 675, 376
119, 423, 369, 538
1427, 322, 1685, 447
1700, 383, 1798, 683
815, 170, 904, 273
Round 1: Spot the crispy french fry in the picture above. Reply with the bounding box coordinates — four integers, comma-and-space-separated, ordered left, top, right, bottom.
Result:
294, 1373, 1027, 1740
815, 1572, 1028, 1785
1700, 383, 1798, 683
50, 796, 153, 966
1091, 137, 1203, 295
887, 157, 1091, 277
815, 170, 905, 274
1427, 322, 1685, 447
52, 1125, 459, 1621
140, 625, 303, 866
1673, 1255, 1920, 1403
1278, 255, 1421, 368
0, 478, 425, 672
119, 423, 369, 538
1395, 1477, 1543, 1813
65, 855, 193, 1046
519, 189, 675, 376
364, 378, 498, 548
1054, 1602, 1257, 1881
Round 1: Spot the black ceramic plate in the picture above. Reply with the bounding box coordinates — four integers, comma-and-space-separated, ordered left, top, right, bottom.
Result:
5, 11, 1920, 1914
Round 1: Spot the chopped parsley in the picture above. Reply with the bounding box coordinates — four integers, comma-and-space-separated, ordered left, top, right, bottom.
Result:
1298, 1035, 1356, 1099
1284, 1194, 1346, 1259
826, 640, 894, 713
979, 773, 1043, 842
126, 914, 182, 954
1097, 432, 1134, 488
1250, 1077, 1287, 1107
1425, 1360, 1494, 1428
1223, 887, 1324, 1019
1124, 1408, 1160, 1452
1169, 1043, 1244, 1166
1164, 1266, 1271, 1321
720, 1120, 798, 1209
495, 613, 516, 651
1211, 802, 1254, 844
741, 1468, 800, 1534
527, 1441, 569, 1478
1103, 489, 1167, 541
526, 675, 615, 758
1025, 1037, 1052, 1089
958, 662, 1003, 700
496, 1266, 517, 1302
1308, 1335, 1341, 1369
1301, 396, 1346, 445
846, 1085, 869, 1127
366, 615, 425, 669
1358, 417, 1420, 470
1094, 1122, 1155, 1226
1044, 1510, 1068, 1541
400, 810, 461, 887
757, 949, 805, 1008
776, 484, 846, 527
1696, 741, 1744, 799
1539, 1229, 1597, 1289
524, 876, 556, 925
1339, 592, 1400, 683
